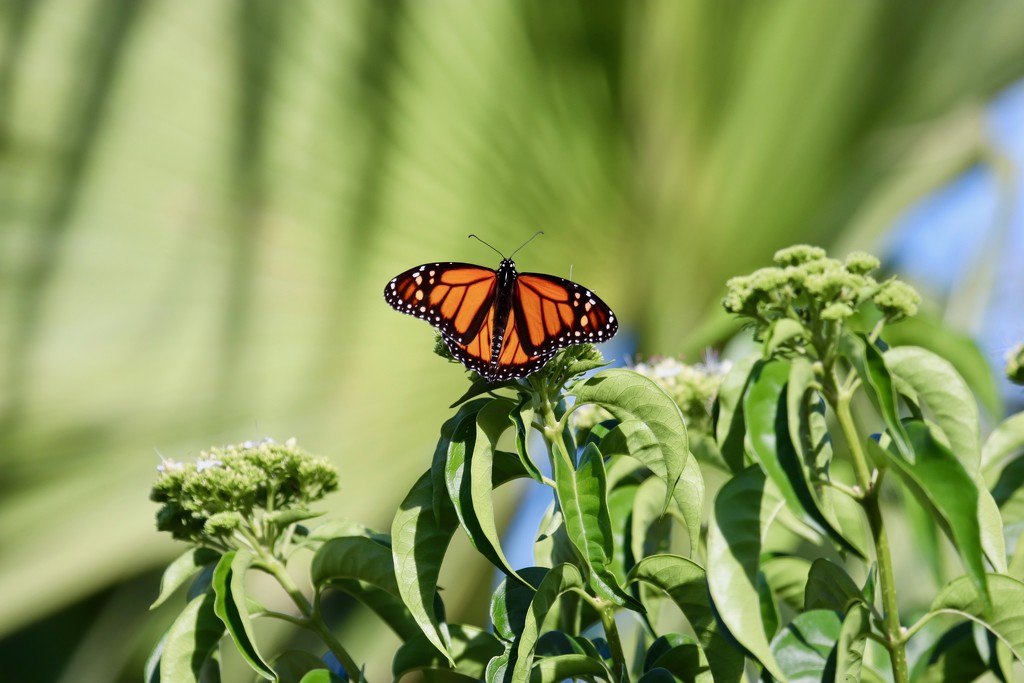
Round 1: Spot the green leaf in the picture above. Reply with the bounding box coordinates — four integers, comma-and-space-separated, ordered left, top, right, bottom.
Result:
786, 358, 832, 480
511, 393, 544, 483
553, 441, 636, 607
627, 554, 744, 683
274, 651, 344, 683
803, 558, 863, 614
431, 398, 492, 525
884, 346, 980, 468
882, 312, 1002, 418
764, 318, 806, 358
672, 450, 705, 558
867, 422, 990, 610
445, 398, 526, 583
842, 332, 910, 458
834, 603, 870, 682
320, 578, 418, 641
485, 651, 510, 683
982, 412, 1024, 481
744, 360, 864, 557
571, 368, 688, 509
909, 622, 988, 683
630, 477, 674, 574
607, 482, 639, 582
715, 352, 760, 472
156, 592, 225, 683
151, 547, 221, 610
643, 635, 711, 682
761, 555, 811, 612
528, 654, 610, 683
211, 551, 275, 680
393, 624, 504, 682
706, 467, 786, 680
769, 609, 841, 683
265, 509, 323, 527
931, 573, 1024, 659
298, 670, 346, 683
309, 536, 419, 639
490, 568, 548, 643
510, 563, 586, 683
885, 346, 1005, 571
637, 668, 681, 683
311, 536, 398, 594
392, 471, 459, 663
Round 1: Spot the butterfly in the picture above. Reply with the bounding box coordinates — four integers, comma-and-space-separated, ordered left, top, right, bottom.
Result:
383, 234, 618, 382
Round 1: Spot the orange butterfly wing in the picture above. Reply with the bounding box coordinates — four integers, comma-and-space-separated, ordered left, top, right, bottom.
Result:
384, 262, 497, 344
445, 308, 556, 382
513, 273, 618, 356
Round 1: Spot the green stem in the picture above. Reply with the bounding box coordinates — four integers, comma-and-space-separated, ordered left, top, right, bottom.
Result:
575, 590, 628, 681
261, 555, 362, 681
834, 390, 908, 683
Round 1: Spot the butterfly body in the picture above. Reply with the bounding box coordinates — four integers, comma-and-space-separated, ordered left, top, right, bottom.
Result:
384, 257, 617, 382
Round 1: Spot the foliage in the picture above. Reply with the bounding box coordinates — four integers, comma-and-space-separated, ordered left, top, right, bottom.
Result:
148, 244, 1024, 682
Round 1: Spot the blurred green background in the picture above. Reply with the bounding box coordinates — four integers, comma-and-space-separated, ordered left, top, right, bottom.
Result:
2, 1, 1023, 681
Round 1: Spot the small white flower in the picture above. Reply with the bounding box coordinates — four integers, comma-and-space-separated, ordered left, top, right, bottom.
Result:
196, 458, 223, 472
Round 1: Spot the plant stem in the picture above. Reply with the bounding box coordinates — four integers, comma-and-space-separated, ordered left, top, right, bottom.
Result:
261, 555, 362, 681
834, 390, 908, 683
575, 591, 628, 681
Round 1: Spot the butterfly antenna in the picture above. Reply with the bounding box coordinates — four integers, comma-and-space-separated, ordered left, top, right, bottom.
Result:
468, 234, 506, 259
509, 230, 545, 259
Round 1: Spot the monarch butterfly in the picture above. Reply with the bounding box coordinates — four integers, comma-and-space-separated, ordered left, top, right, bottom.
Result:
384, 233, 618, 382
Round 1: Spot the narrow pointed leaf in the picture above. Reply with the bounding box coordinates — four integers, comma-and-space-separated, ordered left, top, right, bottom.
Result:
834, 604, 870, 683
529, 654, 610, 683
628, 554, 744, 683
769, 609, 841, 683
867, 422, 989, 610
842, 333, 910, 458
706, 467, 786, 680
311, 536, 398, 594
393, 624, 504, 682
212, 551, 275, 680
157, 592, 224, 683
510, 564, 586, 683
764, 318, 806, 358
930, 573, 1024, 661
886, 346, 1005, 571
803, 558, 864, 614
630, 477, 674, 573
745, 360, 864, 557
571, 369, 688, 508
431, 398, 492, 523
491, 568, 549, 643
392, 471, 458, 662
553, 441, 636, 608
982, 412, 1024, 480
444, 399, 526, 583
511, 394, 543, 483
151, 547, 221, 610
715, 353, 761, 472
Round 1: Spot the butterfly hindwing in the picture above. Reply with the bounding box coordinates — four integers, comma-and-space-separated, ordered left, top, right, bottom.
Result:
513, 272, 618, 356
384, 262, 497, 344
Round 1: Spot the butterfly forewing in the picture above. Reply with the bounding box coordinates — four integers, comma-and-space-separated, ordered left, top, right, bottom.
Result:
384, 263, 497, 344
513, 273, 618, 356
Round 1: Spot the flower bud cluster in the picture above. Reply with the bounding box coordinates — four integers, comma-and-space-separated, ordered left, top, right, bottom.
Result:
151, 438, 338, 545
630, 356, 729, 436
722, 245, 920, 353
